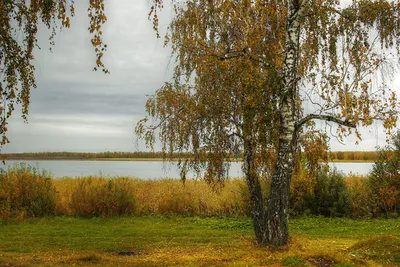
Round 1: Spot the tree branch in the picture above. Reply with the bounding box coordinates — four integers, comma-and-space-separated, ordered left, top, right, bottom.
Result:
210, 47, 271, 69
211, 48, 247, 61
146, 106, 185, 131
296, 114, 356, 131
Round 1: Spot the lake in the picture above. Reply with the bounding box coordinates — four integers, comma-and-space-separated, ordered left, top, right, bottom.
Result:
0, 160, 374, 179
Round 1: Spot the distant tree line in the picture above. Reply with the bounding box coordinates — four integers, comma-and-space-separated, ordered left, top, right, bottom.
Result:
327, 151, 378, 161
3, 151, 244, 160
3, 151, 182, 160
3, 151, 377, 161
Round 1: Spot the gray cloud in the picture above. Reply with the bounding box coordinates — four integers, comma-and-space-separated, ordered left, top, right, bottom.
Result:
29, 82, 150, 116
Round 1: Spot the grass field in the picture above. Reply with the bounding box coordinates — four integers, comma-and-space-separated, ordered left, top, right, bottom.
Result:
1, 216, 399, 266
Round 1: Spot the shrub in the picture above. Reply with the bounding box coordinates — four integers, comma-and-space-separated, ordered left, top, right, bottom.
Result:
345, 175, 378, 218
131, 179, 248, 216
368, 131, 400, 217
69, 177, 136, 217
290, 166, 314, 217
54, 177, 248, 217
309, 168, 351, 217
290, 132, 328, 217
0, 164, 56, 219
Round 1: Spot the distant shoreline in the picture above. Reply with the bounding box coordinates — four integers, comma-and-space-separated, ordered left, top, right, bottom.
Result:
2, 157, 374, 163
2, 157, 241, 162
4, 157, 182, 162
2, 151, 378, 162
327, 159, 375, 163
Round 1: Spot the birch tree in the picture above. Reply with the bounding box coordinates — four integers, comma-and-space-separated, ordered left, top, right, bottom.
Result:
141, 0, 400, 246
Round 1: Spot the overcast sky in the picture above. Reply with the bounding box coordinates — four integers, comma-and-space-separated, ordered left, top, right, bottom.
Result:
2, 0, 399, 153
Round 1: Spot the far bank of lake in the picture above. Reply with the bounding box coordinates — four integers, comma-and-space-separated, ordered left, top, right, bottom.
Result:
0, 160, 374, 179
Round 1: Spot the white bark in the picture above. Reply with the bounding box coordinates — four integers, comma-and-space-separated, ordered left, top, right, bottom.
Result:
264, 0, 304, 246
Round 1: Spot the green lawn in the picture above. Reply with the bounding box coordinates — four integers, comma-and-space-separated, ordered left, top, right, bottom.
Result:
1, 216, 399, 266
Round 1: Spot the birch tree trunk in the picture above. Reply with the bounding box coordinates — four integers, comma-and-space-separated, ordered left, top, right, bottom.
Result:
243, 110, 265, 244
263, 0, 303, 246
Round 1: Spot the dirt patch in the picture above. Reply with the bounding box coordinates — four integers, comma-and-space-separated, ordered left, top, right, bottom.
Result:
78, 254, 102, 263
306, 255, 340, 267
112, 250, 142, 256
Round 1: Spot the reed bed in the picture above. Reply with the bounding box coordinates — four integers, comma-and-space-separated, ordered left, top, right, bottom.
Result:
54, 177, 248, 217
0, 164, 398, 220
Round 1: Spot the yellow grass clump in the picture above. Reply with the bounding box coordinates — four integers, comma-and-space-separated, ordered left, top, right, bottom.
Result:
54, 177, 248, 217
55, 177, 136, 217
0, 164, 56, 220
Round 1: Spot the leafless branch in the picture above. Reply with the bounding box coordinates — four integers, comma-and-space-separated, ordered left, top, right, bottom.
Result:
147, 107, 185, 130
304, 89, 324, 111
326, 121, 346, 145
296, 113, 356, 131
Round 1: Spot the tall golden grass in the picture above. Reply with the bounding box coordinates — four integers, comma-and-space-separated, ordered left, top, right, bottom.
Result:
57, 177, 136, 217
54, 177, 248, 217
345, 174, 377, 218
0, 164, 248, 219
0, 165, 56, 220
1, 165, 398, 220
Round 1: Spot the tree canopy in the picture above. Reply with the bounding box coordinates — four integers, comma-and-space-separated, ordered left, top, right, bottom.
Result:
137, 0, 400, 246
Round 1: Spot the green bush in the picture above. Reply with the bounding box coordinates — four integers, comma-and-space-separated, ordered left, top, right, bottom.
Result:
309, 168, 351, 217
368, 131, 400, 217
0, 164, 56, 219
289, 166, 314, 217
70, 177, 136, 217
345, 175, 378, 218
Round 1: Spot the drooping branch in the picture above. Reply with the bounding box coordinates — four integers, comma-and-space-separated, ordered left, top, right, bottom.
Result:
296, 114, 356, 132
211, 48, 248, 61
210, 47, 271, 69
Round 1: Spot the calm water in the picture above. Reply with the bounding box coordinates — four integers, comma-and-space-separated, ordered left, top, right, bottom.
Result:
0, 160, 374, 179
